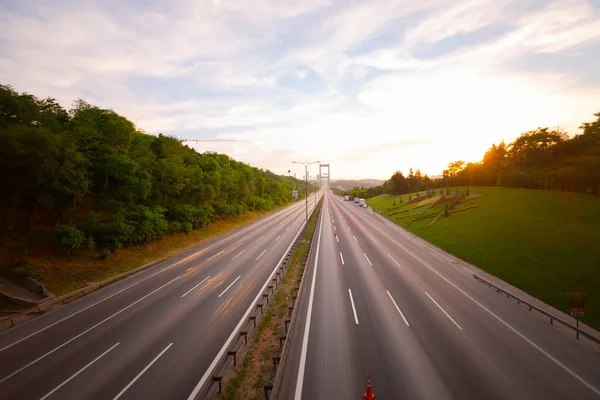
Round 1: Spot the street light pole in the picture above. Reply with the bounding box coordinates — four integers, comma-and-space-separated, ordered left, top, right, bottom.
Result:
292, 160, 320, 221
314, 176, 318, 210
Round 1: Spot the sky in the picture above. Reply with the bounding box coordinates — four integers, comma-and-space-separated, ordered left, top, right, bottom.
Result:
1, 0, 599, 180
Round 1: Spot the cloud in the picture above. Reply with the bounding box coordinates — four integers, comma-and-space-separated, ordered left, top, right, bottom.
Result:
1, 0, 599, 179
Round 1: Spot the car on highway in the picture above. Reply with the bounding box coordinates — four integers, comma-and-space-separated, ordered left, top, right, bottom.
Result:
359, 198, 365, 206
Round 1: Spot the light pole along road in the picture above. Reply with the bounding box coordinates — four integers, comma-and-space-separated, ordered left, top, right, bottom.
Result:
277, 189, 600, 400
292, 160, 320, 221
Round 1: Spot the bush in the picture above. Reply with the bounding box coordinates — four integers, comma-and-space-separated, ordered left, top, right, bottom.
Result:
167, 221, 193, 233
85, 236, 96, 250
54, 223, 86, 255
249, 196, 271, 211
86, 213, 135, 250
167, 204, 211, 229
128, 205, 168, 243
213, 202, 241, 218
99, 248, 111, 259
12, 261, 37, 278
181, 221, 193, 233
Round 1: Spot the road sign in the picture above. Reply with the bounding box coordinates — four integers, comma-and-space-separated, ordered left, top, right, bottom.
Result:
567, 292, 586, 318
571, 310, 585, 317
567, 293, 586, 306
292, 189, 299, 200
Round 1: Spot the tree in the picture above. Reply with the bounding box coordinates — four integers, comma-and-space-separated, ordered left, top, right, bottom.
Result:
389, 171, 408, 195
0, 84, 307, 258
447, 161, 466, 177
483, 142, 507, 173
54, 223, 93, 255
507, 128, 566, 169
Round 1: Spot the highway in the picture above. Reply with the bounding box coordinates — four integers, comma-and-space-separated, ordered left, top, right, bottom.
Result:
0, 194, 320, 400
278, 191, 600, 399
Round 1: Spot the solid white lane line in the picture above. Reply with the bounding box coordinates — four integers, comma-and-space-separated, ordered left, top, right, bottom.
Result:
0, 276, 181, 384
181, 276, 211, 298
40, 342, 120, 400
218, 276, 242, 298
232, 250, 246, 260
293, 210, 324, 400
357, 208, 600, 395
256, 249, 267, 260
275, 235, 281, 242
339, 252, 345, 265
387, 291, 410, 327
189, 206, 313, 400
425, 292, 463, 331
370, 235, 378, 244
336, 235, 339, 243
342, 208, 600, 385
112, 343, 173, 400
412, 255, 600, 396
208, 250, 224, 261
364, 253, 373, 267
348, 289, 359, 325
387, 254, 402, 268
238, 236, 248, 243
256, 235, 264, 242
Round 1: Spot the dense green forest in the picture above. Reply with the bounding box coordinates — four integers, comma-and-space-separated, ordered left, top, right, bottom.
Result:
358, 112, 600, 197
0, 84, 309, 256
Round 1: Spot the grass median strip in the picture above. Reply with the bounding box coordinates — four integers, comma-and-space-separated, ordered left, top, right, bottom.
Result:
220, 201, 321, 400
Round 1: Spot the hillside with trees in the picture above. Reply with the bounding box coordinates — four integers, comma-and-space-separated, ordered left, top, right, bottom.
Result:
331, 179, 384, 190
0, 84, 309, 270
362, 112, 600, 197
447, 121, 600, 193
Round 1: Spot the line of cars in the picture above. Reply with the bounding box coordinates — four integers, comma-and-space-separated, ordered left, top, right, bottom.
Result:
344, 195, 367, 208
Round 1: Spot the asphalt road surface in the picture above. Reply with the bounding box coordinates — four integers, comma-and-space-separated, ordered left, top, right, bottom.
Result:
278, 191, 600, 400
0, 194, 320, 400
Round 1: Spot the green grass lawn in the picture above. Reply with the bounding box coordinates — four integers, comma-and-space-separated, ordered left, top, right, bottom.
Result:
367, 187, 600, 331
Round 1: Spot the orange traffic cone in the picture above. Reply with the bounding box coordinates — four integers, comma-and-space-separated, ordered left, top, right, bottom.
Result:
364, 376, 375, 400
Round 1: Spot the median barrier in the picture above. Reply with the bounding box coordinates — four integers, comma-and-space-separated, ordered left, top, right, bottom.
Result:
195, 200, 322, 400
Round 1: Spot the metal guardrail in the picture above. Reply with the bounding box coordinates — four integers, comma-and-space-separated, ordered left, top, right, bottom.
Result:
473, 274, 600, 345
0, 200, 312, 331
0, 257, 167, 329
197, 198, 323, 400
269, 198, 323, 399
